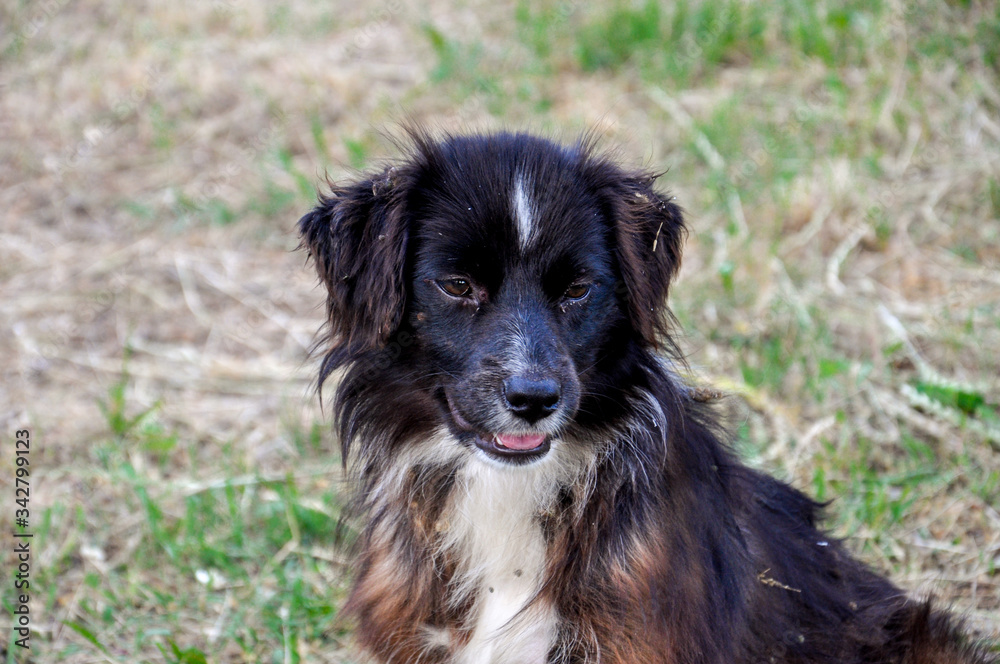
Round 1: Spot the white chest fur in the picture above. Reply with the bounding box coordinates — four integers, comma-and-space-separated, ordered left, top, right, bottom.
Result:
441, 457, 561, 664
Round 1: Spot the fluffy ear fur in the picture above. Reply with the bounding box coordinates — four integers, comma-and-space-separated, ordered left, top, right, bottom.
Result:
298, 167, 409, 378
591, 165, 686, 348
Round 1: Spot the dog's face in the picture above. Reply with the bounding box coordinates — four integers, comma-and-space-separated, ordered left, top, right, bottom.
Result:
300, 132, 685, 466
409, 153, 619, 464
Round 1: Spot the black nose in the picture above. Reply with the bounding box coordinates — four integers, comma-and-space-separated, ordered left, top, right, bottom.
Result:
503, 375, 561, 423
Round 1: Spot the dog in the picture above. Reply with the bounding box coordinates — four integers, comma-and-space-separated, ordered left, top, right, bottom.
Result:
299, 130, 995, 664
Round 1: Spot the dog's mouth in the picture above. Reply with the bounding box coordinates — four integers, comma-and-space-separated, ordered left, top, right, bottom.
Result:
444, 390, 553, 463
474, 433, 551, 462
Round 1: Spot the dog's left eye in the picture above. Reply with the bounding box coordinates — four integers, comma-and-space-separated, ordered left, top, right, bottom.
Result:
563, 283, 591, 300
437, 278, 473, 298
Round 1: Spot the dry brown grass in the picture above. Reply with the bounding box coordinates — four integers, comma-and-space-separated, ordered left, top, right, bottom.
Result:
1, 0, 997, 661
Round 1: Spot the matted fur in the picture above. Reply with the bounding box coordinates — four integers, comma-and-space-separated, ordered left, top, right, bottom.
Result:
299, 130, 996, 664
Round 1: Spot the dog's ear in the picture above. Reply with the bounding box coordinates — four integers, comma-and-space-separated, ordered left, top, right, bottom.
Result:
299, 168, 408, 358
606, 173, 686, 347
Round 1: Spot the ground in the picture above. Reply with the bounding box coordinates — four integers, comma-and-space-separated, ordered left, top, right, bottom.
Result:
1, 0, 998, 662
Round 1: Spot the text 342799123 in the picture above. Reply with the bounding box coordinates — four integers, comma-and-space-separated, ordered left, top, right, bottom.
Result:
12, 428, 32, 650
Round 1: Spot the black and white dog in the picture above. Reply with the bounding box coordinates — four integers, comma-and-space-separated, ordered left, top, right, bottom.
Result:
299, 130, 994, 664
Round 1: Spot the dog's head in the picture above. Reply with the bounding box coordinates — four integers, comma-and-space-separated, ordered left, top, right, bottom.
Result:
300, 131, 685, 465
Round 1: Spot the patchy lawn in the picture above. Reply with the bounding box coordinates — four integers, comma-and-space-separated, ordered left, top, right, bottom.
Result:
1, 0, 997, 661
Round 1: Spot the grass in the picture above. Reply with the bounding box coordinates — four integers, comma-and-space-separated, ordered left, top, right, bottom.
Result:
1, 0, 998, 661
515, 0, 891, 85
24, 360, 350, 662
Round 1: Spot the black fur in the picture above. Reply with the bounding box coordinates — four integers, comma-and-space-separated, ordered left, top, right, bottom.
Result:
299, 130, 996, 664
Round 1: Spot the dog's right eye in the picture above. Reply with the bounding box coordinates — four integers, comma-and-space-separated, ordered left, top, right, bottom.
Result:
437, 278, 473, 298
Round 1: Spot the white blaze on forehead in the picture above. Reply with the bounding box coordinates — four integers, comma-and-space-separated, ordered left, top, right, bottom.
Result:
513, 175, 535, 249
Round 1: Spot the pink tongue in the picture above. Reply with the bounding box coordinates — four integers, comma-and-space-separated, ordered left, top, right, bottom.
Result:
495, 433, 546, 450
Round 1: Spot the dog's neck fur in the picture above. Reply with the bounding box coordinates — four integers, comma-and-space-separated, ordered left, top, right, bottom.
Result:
369, 429, 596, 663
441, 456, 561, 664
